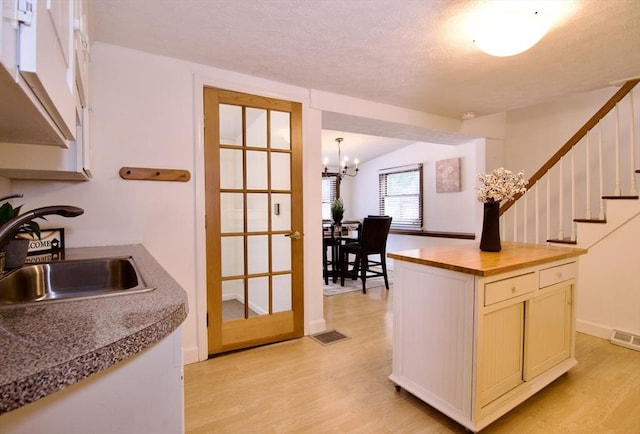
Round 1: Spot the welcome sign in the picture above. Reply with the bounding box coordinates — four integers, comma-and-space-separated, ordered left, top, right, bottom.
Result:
25, 228, 65, 255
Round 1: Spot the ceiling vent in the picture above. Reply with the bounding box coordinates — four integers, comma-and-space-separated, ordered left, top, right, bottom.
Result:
610, 329, 640, 352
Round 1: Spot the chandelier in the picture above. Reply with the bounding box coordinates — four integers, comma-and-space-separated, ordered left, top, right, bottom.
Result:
323, 137, 359, 181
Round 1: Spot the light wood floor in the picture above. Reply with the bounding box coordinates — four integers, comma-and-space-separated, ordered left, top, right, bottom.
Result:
184, 286, 640, 433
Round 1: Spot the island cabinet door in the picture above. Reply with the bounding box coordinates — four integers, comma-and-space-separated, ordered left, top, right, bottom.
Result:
523, 282, 573, 380
477, 303, 525, 408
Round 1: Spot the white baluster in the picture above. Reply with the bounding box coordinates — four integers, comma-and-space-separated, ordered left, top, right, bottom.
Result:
546, 173, 551, 242
615, 104, 621, 196
571, 151, 576, 241
513, 201, 517, 241
535, 182, 539, 243
585, 131, 592, 219
630, 89, 638, 196
598, 121, 605, 220
558, 158, 564, 240
523, 191, 528, 243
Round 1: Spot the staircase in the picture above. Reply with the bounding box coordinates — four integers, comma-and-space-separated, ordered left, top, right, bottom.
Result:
498, 79, 640, 341
499, 79, 639, 245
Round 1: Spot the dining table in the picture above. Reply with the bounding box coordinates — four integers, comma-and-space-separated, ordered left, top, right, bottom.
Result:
322, 220, 361, 284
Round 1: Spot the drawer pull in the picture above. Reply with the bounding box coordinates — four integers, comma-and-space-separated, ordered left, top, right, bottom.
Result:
511, 287, 517, 293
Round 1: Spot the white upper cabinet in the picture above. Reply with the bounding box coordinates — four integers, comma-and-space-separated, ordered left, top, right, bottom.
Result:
0, 0, 77, 147
18, 0, 75, 141
0, 0, 91, 180
73, 0, 88, 106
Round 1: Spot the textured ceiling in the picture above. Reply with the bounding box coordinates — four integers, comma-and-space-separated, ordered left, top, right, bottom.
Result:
90, 0, 640, 163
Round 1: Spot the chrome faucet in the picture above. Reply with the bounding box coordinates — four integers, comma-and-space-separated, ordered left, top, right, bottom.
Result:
0, 205, 84, 256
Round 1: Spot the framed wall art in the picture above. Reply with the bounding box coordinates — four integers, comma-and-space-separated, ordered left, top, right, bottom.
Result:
435, 158, 461, 193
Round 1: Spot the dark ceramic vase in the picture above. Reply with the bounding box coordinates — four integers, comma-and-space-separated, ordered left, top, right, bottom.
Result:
480, 201, 501, 252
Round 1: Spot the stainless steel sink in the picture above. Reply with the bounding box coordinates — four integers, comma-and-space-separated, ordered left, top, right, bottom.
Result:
0, 257, 155, 305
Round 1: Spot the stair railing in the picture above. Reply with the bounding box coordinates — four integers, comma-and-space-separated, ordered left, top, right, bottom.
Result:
499, 79, 639, 244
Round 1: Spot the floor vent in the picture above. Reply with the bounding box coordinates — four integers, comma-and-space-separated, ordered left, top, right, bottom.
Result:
610, 329, 640, 352
310, 330, 349, 346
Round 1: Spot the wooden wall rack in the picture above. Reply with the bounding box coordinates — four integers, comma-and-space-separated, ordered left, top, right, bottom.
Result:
119, 167, 191, 182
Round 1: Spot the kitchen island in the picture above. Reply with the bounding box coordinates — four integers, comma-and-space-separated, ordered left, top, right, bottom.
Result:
388, 241, 587, 432
0, 244, 188, 433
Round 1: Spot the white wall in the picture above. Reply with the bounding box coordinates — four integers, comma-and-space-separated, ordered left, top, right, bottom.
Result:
7, 40, 632, 357
503, 86, 619, 177
347, 139, 483, 257
353, 141, 479, 232
12, 43, 321, 363
577, 209, 640, 338
11, 42, 478, 363
0, 177, 10, 198
501, 85, 640, 341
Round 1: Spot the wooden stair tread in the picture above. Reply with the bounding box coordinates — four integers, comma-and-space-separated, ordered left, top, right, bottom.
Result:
547, 238, 577, 245
574, 218, 607, 223
602, 195, 639, 200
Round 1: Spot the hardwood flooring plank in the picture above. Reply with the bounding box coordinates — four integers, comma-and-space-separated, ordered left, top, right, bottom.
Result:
185, 286, 640, 433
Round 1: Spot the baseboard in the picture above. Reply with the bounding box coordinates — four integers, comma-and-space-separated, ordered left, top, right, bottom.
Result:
576, 318, 612, 340
306, 318, 326, 336
182, 346, 201, 365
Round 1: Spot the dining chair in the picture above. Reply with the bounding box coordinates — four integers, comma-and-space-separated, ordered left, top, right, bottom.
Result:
339, 216, 392, 293
323, 224, 336, 284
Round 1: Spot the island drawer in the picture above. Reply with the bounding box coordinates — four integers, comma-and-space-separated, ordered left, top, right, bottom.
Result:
539, 262, 577, 288
484, 272, 536, 306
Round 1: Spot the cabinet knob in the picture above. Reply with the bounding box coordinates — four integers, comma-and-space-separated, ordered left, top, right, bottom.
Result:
511, 286, 517, 293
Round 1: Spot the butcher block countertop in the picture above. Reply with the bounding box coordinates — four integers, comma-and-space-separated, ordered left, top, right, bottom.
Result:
388, 241, 587, 277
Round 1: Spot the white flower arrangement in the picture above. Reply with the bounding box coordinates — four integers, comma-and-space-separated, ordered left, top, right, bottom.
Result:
476, 168, 528, 203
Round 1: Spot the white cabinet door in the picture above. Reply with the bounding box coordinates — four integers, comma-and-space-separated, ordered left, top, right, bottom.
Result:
478, 303, 525, 407
1, 0, 19, 76
19, 0, 75, 140
73, 0, 89, 105
523, 283, 573, 380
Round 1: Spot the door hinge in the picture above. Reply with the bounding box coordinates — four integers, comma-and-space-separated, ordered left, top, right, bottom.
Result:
17, 0, 34, 26
206, 312, 209, 327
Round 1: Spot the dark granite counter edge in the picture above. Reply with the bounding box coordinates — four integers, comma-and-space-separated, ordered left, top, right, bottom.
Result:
0, 304, 186, 414
0, 244, 189, 414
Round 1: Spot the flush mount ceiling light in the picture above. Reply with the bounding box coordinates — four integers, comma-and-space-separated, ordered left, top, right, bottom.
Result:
467, 1, 554, 57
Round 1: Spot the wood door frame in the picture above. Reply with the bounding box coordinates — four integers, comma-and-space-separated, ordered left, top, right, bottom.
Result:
203, 87, 304, 355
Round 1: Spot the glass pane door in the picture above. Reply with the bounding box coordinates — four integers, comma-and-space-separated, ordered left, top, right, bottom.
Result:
205, 88, 303, 354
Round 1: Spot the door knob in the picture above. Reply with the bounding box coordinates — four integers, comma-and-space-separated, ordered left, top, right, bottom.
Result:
285, 231, 301, 240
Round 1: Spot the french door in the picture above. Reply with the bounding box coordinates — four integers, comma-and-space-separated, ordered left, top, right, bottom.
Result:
203, 88, 304, 355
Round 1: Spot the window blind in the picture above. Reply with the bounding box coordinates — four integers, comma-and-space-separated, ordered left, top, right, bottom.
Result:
321, 175, 338, 220
379, 164, 423, 229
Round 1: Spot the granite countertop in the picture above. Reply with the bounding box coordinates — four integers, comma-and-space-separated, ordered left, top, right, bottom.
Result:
0, 244, 188, 414
388, 241, 588, 276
